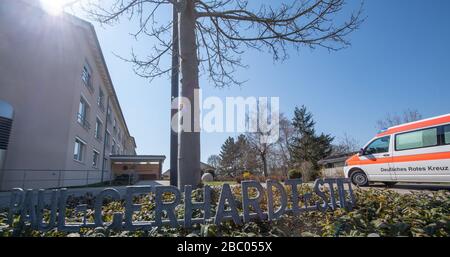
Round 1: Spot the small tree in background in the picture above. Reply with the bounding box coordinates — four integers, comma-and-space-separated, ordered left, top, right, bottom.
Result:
290, 105, 334, 180
217, 135, 258, 177
235, 134, 259, 174
245, 101, 280, 178
273, 113, 295, 177
376, 109, 422, 130
332, 133, 360, 155
218, 137, 240, 177
289, 105, 317, 163
207, 154, 221, 169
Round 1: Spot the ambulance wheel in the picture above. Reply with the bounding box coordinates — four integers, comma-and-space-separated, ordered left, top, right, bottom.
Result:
351, 170, 369, 187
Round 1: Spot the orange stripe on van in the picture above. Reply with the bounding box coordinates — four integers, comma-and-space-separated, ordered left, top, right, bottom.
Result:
377, 115, 450, 137
347, 152, 450, 166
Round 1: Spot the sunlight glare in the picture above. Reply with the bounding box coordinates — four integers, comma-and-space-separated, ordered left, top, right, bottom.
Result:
40, 0, 65, 16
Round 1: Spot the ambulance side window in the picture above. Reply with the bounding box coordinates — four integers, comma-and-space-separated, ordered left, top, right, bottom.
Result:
395, 127, 438, 151
444, 125, 450, 145
364, 136, 390, 155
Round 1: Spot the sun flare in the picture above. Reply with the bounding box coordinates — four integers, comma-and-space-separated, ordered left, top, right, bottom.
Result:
40, 0, 65, 16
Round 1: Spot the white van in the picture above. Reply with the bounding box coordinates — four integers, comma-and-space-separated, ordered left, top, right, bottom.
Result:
344, 114, 450, 186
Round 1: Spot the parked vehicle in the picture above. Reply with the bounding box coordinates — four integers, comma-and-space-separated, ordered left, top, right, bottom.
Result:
345, 114, 450, 186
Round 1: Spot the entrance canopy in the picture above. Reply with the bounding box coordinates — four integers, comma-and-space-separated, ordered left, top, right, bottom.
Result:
109, 155, 166, 181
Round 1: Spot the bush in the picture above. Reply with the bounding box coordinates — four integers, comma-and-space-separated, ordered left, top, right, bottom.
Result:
288, 169, 302, 179
236, 171, 261, 183
242, 171, 252, 180
267, 174, 287, 182
215, 175, 234, 182
297, 162, 319, 182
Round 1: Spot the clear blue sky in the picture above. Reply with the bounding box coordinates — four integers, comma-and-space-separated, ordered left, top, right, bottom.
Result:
68, 0, 450, 170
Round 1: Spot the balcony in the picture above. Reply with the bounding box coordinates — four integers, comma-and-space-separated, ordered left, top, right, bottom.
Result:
77, 113, 91, 130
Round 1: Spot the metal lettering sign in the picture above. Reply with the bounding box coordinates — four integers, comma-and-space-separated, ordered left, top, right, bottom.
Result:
6, 178, 355, 232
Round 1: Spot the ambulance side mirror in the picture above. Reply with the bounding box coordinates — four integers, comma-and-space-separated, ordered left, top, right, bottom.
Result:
358, 148, 365, 156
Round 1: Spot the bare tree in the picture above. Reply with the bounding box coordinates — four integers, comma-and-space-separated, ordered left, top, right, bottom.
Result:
207, 154, 221, 169
274, 113, 294, 176
376, 109, 422, 130
84, 0, 364, 187
246, 131, 273, 177
332, 133, 360, 155
246, 113, 279, 177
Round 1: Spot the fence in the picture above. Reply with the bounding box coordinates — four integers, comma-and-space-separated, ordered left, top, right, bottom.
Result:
0, 169, 118, 190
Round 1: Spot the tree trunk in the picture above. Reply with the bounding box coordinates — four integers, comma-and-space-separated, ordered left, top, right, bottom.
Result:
262, 155, 268, 177
170, 1, 179, 187
178, 0, 201, 188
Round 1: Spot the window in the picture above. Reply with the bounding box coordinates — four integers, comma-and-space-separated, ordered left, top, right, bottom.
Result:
396, 128, 438, 151
73, 138, 85, 162
81, 64, 93, 93
77, 98, 86, 123
113, 118, 117, 132
111, 140, 116, 155
444, 125, 450, 144
77, 97, 90, 129
81, 66, 90, 84
105, 131, 110, 147
364, 136, 390, 155
97, 89, 105, 111
92, 150, 100, 168
107, 106, 112, 123
95, 118, 102, 140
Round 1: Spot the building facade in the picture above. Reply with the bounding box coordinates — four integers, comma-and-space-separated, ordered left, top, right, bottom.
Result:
0, 0, 139, 190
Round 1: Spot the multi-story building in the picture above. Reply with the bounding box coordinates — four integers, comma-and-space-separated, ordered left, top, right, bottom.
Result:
0, 0, 164, 190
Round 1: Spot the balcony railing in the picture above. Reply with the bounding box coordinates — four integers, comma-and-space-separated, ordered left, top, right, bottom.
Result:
77, 113, 91, 130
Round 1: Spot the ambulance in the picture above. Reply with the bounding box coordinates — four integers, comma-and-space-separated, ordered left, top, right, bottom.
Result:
344, 114, 450, 186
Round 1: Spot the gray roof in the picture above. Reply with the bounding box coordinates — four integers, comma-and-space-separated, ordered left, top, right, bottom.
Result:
318, 152, 357, 165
